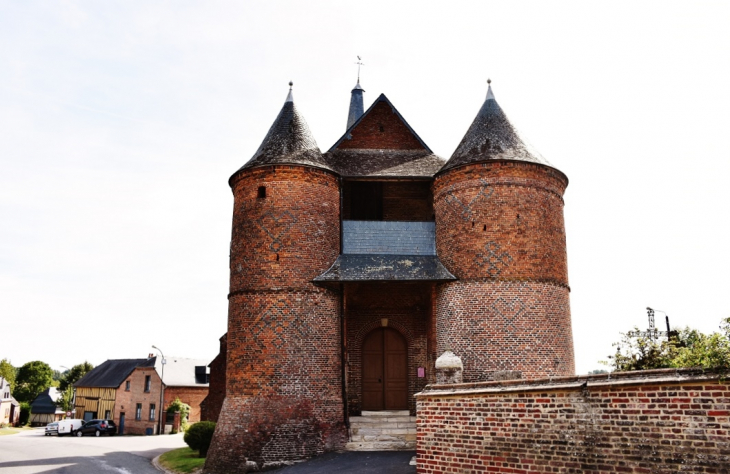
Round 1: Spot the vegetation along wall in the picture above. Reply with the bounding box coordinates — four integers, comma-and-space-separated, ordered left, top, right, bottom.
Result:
416, 369, 729, 473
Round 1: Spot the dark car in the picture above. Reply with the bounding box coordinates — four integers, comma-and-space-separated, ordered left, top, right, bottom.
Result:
75, 419, 117, 437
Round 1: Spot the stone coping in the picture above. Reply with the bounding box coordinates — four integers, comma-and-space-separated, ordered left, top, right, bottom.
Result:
415, 368, 726, 398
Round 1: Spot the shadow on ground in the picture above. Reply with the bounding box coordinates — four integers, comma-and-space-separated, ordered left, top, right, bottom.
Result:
268, 451, 416, 474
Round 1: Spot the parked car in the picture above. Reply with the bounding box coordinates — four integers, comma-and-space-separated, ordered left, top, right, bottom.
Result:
57, 419, 84, 436
45, 422, 59, 436
75, 419, 117, 437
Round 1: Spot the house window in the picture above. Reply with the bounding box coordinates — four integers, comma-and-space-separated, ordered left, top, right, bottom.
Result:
125, 381, 130, 391
149, 404, 156, 421
104, 410, 111, 419
144, 375, 151, 392
135, 403, 142, 421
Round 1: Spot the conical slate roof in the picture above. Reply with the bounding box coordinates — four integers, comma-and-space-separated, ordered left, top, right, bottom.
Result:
234, 84, 332, 176
441, 82, 551, 172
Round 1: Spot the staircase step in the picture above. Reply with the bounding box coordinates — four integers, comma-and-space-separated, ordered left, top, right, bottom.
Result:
361, 410, 409, 417
345, 440, 416, 451
347, 411, 416, 452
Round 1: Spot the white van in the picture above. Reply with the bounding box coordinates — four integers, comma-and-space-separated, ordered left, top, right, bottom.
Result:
57, 419, 84, 436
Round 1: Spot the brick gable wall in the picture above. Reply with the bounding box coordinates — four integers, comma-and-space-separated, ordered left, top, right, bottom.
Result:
114, 366, 162, 435
337, 100, 426, 150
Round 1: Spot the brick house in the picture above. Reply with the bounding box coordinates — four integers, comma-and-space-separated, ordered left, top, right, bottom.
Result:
205, 79, 574, 472
74, 355, 209, 435
201, 334, 226, 422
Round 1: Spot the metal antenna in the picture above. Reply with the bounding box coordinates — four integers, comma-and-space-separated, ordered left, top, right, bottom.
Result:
355, 56, 364, 83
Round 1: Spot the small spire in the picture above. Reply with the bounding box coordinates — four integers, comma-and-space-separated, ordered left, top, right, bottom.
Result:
286, 81, 294, 102
486, 78, 495, 101
347, 59, 365, 129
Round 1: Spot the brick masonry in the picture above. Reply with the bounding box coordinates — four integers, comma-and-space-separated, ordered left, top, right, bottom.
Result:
205, 165, 346, 473
164, 386, 208, 423
433, 161, 574, 380
201, 334, 226, 423
114, 366, 162, 435
416, 369, 730, 473
345, 282, 433, 416
337, 99, 426, 151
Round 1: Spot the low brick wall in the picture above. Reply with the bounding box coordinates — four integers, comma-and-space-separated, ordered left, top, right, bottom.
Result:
416, 369, 730, 473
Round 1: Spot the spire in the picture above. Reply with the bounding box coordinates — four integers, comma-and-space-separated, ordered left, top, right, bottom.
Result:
346, 57, 365, 130
441, 80, 551, 173
233, 82, 331, 176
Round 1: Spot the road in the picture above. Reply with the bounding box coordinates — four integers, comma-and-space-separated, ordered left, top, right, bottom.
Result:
0, 427, 186, 474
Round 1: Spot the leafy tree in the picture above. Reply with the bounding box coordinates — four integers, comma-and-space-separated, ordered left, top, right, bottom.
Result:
14, 361, 53, 403
184, 421, 216, 457
57, 362, 94, 411
0, 359, 15, 387
606, 317, 730, 372
167, 397, 191, 431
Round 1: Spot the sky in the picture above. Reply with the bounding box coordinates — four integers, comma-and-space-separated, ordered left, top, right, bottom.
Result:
1, 1, 729, 375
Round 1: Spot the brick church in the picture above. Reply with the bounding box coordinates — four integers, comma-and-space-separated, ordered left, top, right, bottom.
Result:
204, 77, 574, 472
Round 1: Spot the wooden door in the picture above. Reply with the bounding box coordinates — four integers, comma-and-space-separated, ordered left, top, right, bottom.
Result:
362, 328, 408, 410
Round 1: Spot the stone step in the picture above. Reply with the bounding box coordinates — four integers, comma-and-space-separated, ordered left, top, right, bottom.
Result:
345, 440, 416, 451
346, 411, 416, 451
361, 410, 409, 417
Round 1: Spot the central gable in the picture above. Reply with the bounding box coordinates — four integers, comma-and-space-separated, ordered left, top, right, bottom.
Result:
330, 94, 430, 152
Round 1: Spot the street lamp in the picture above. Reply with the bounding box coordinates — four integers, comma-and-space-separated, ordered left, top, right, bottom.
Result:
152, 345, 166, 435
647, 307, 671, 335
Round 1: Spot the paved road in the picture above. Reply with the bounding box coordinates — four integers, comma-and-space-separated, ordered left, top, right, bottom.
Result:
0, 427, 186, 474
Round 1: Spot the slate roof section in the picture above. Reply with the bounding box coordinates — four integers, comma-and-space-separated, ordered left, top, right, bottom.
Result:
74, 358, 156, 388
314, 254, 456, 284
231, 85, 332, 179
326, 150, 445, 178
441, 83, 552, 173
30, 387, 62, 414
154, 357, 210, 387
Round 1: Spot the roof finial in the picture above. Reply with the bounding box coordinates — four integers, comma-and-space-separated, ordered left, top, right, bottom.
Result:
355, 56, 364, 85
286, 81, 294, 102
289, 81, 293, 89
486, 78, 495, 101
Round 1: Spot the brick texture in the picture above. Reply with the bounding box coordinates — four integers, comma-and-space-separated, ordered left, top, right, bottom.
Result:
433, 161, 574, 380
201, 334, 226, 423
337, 99, 426, 150
205, 165, 346, 473
164, 386, 208, 423
114, 366, 162, 435
345, 283, 433, 416
416, 370, 730, 473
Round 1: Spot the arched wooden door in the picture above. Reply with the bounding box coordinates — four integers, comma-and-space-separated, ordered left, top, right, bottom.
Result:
362, 327, 408, 411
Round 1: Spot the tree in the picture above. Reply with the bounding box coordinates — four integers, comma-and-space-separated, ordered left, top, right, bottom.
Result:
14, 361, 53, 403
0, 359, 15, 387
606, 317, 730, 372
184, 421, 216, 457
57, 362, 94, 411
167, 397, 192, 432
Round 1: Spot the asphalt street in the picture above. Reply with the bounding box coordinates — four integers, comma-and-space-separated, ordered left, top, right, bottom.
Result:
0, 427, 185, 474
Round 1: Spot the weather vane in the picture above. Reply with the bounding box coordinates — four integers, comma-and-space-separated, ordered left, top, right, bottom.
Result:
355, 56, 364, 82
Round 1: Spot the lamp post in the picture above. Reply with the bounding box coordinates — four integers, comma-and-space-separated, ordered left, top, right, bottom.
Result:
647, 307, 671, 337
152, 345, 166, 435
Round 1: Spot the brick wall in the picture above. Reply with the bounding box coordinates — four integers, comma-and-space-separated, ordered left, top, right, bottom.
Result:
346, 282, 433, 416
416, 369, 730, 473
205, 165, 346, 473
114, 366, 162, 435
433, 161, 574, 380
201, 333, 226, 422
164, 386, 208, 423
337, 99, 426, 150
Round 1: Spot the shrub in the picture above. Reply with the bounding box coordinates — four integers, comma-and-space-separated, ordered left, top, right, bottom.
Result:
183, 421, 216, 457
166, 397, 191, 431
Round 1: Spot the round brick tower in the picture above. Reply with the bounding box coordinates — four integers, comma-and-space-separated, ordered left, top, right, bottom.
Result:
205, 85, 344, 473
433, 82, 574, 381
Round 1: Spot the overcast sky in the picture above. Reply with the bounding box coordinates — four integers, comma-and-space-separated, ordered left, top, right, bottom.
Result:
1, 1, 729, 375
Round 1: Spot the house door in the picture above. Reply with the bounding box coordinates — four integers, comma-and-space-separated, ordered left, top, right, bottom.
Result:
119, 413, 125, 435
362, 327, 408, 411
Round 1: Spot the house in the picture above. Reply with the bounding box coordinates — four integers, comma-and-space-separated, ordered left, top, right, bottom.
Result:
0, 377, 20, 427
73, 355, 210, 435
205, 78, 574, 472
201, 334, 226, 422
29, 387, 64, 426
154, 356, 210, 423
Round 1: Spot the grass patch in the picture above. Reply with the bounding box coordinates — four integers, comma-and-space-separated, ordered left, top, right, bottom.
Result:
0, 426, 33, 436
159, 447, 206, 473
